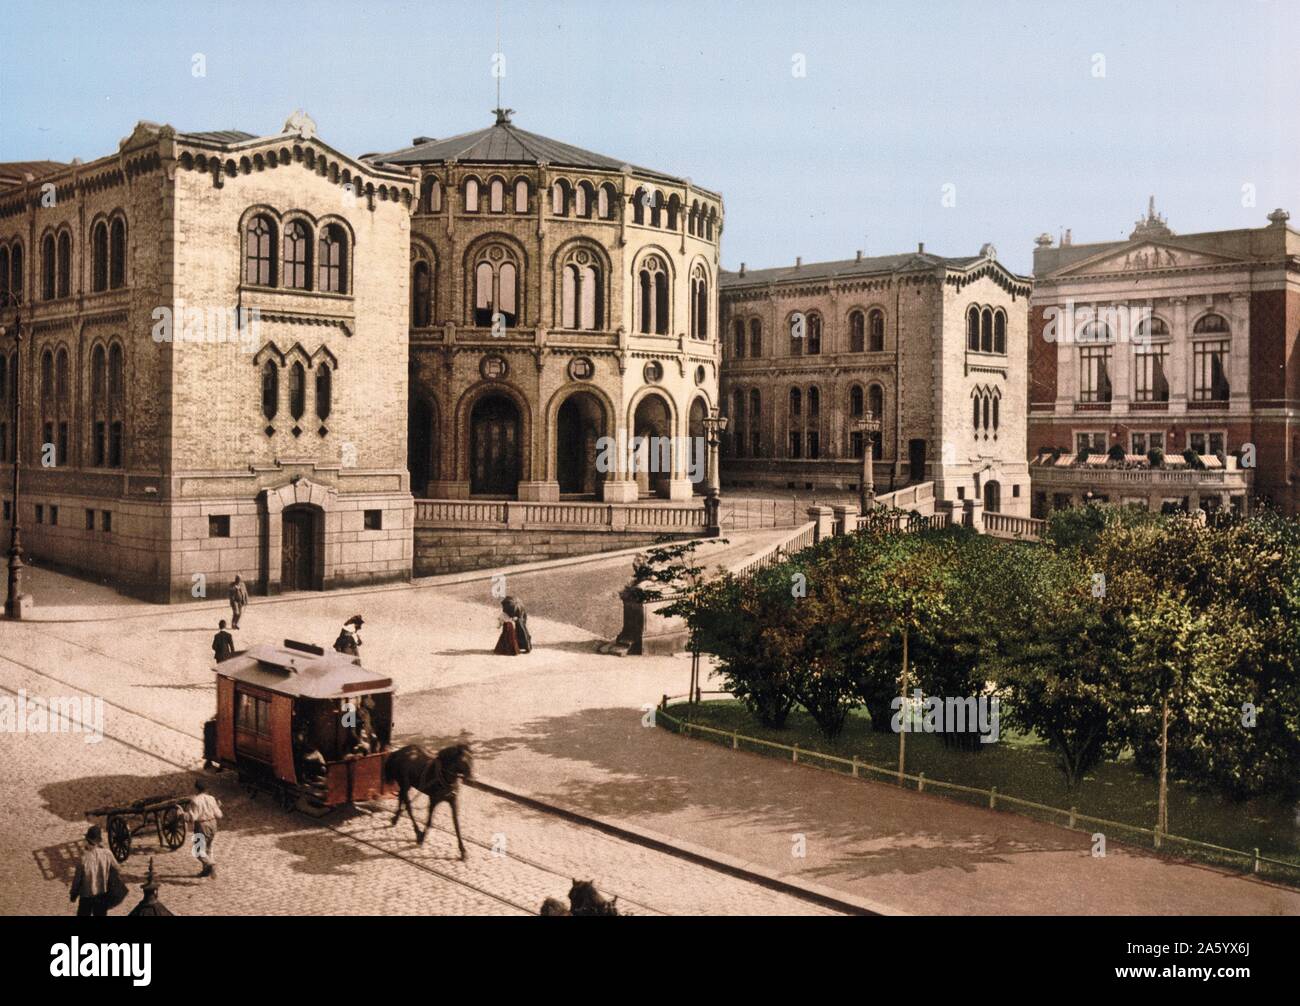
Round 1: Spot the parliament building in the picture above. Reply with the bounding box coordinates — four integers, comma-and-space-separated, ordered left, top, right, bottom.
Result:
0, 110, 722, 602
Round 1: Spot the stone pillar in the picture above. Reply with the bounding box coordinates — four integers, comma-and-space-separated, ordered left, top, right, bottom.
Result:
517, 481, 560, 502
964, 497, 984, 533
807, 505, 835, 543
831, 503, 859, 535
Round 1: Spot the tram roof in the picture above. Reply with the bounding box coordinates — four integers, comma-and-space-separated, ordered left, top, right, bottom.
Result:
216, 641, 394, 699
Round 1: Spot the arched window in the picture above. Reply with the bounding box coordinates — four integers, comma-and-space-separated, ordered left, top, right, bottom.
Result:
982, 394, 991, 431
649, 190, 662, 228
40, 348, 53, 403
244, 215, 276, 286
55, 347, 69, 403
559, 251, 604, 331
552, 180, 570, 216
637, 256, 669, 334
109, 217, 126, 289
849, 310, 865, 353
750, 389, 761, 417
992, 392, 1000, 431
107, 342, 124, 466
315, 364, 332, 421
596, 184, 610, 219
688, 202, 699, 236
289, 361, 306, 420
10, 242, 21, 301
789, 387, 802, 418
706, 207, 716, 241
421, 176, 442, 213
850, 385, 864, 417
1137, 316, 1170, 340
808, 386, 820, 418
472, 245, 520, 327
993, 309, 1006, 354
806, 313, 821, 354
41, 233, 55, 300
667, 195, 680, 231
980, 307, 993, 352
749, 389, 761, 456
317, 224, 347, 293
733, 319, 745, 358
967, 306, 980, 351
514, 178, 529, 213
261, 361, 279, 420
489, 177, 505, 213
412, 259, 432, 327
56, 231, 71, 298
576, 181, 594, 218
1193, 313, 1230, 334
464, 177, 480, 212
92, 221, 109, 292
632, 188, 646, 225
749, 318, 762, 358
283, 220, 311, 290
973, 392, 981, 431
868, 309, 885, 352
732, 389, 744, 421
868, 384, 883, 421
690, 264, 709, 339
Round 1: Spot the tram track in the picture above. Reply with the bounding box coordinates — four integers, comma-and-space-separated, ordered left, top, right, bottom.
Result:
0, 650, 682, 916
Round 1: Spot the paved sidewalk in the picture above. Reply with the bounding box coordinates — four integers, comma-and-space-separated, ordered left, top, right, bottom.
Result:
4, 557, 1298, 915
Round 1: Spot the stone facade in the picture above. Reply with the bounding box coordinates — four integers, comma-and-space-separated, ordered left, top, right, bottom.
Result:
372, 110, 723, 504
0, 116, 415, 602
1027, 203, 1300, 516
719, 247, 1032, 518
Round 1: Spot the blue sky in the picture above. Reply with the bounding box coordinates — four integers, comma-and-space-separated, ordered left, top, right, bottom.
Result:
1, 0, 1294, 274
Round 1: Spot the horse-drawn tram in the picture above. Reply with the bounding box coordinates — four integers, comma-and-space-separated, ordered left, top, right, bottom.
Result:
204, 639, 396, 812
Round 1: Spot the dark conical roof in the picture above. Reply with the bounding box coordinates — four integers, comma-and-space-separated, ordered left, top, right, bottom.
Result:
371, 110, 687, 185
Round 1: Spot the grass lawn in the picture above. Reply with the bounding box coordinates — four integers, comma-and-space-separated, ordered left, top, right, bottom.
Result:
666, 699, 1300, 876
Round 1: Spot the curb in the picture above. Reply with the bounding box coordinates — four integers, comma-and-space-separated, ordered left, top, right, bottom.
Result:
467, 775, 902, 917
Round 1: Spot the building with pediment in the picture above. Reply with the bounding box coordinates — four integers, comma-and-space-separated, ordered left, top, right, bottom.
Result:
0, 115, 416, 601
1027, 203, 1300, 516
719, 245, 1033, 519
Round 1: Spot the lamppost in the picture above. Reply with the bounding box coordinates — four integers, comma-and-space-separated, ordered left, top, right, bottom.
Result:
854, 410, 882, 512
2, 299, 30, 619
701, 408, 728, 537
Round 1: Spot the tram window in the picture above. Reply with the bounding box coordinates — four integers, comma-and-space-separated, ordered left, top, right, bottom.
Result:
236, 692, 270, 735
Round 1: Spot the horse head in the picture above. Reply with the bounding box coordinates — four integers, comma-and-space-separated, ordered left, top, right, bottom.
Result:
443, 742, 473, 782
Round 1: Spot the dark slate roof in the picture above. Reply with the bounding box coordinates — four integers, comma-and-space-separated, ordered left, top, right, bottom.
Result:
372, 113, 686, 184
177, 130, 258, 144
721, 251, 984, 288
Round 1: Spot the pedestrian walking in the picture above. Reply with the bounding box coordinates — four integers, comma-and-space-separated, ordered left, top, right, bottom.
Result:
494, 599, 520, 655
228, 575, 249, 629
212, 619, 235, 663
69, 825, 127, 917
333, 615, 364, 656
187, 779, 223, 879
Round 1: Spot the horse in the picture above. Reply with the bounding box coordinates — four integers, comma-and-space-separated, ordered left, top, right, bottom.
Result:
568, 879, 619, 916
539, 897, 571, 916
384, 742, 472, 857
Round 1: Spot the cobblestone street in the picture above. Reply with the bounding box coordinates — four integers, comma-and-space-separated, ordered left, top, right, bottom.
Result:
3, 548, 1298, 916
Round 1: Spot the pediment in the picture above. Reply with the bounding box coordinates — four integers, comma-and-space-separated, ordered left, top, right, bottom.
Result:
1053, 242, 1245, 277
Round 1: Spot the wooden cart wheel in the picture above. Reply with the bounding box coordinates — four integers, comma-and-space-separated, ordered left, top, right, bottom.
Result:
158, 805, 186, 851
107, 815, 131, 863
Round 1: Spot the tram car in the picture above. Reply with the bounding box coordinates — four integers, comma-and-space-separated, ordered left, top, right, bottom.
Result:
203, 639, 396, 811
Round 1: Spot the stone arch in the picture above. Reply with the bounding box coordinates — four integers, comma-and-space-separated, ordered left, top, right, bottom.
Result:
453, 378, 534, 495
628, 386, 679, 498
259, 478, 337, 593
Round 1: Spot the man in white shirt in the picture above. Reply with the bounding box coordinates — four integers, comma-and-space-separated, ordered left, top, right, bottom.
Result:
187, 779, 223, 879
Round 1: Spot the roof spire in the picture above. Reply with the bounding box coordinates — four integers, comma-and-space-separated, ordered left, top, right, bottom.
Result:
493, 107, 514, 125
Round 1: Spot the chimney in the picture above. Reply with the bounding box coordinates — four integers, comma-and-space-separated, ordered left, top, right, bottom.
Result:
795, 256, 802, 268
1063, 229, 1072, 246
739, 262, 746, 276
855, 250, 863, 262
917, 242, 925, 254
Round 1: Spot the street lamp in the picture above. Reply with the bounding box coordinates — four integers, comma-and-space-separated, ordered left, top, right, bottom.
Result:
854, 410, 882, 513
2, 299, 30, 619
701, 408, 728, 536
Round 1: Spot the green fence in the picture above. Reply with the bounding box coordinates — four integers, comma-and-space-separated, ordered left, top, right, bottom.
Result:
656, 695, 1300, 886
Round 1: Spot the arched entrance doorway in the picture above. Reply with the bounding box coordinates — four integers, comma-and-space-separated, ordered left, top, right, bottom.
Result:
632, 393, 673, 498
983, 479, 1001, 514
408, 396, 438, 497
688, 398, 708, 495
470, 394, 522, 496
281, 505, 321, 590
556, 391, 606, 496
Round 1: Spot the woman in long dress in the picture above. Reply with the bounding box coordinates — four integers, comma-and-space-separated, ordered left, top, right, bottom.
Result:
505, 596, 532, 653
494, 601, 520, 655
